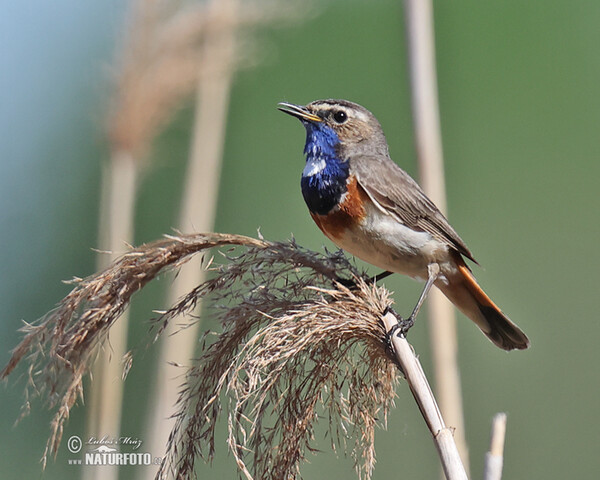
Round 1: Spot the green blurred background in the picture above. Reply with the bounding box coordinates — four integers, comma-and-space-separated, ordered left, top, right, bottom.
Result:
1, 0, 599, 478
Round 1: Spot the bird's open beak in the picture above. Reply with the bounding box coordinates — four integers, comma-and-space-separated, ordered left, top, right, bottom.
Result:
277, 102, 322, 123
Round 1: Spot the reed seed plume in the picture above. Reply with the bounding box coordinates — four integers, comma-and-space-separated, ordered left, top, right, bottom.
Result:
2, 233, 399, 479
108, 0, 308, 158
156, 244, 399, 480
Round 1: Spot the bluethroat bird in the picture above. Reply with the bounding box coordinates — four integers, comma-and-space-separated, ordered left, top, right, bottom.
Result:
278, 99, 529, 351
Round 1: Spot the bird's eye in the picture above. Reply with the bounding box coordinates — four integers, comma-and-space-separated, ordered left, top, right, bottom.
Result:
332, 110, 347, 124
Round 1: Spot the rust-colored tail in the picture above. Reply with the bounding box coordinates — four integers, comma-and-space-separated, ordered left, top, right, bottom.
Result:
440, 261, 530, 351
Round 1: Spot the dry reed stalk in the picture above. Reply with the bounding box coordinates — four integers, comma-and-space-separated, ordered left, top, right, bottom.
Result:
86, 1, 310, 477
141, 2, 310, 476
85, 152, 137, 480
404, 0, 470, 471
87, 2, 220, 479
483, 413, 507, 480
381, 313, 468, 480
2, 233, 400, 480
142, 1, 238, 475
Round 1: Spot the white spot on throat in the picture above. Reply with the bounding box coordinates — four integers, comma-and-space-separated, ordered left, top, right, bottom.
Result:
302, 158, 326, 177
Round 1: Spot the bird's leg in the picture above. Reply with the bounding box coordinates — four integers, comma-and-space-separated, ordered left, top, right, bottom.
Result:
385, 263, 440, 343
399, 263, 440, 334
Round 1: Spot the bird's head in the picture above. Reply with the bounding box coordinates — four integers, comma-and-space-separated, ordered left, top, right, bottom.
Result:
278, 99, 389, 159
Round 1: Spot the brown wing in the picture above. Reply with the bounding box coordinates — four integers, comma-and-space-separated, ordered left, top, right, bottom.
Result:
350, 154, 477, 263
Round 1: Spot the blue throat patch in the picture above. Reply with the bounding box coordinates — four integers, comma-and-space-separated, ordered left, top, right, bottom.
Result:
300, 123, 349, 215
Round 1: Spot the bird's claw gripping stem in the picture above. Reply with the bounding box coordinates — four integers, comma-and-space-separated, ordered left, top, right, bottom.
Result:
383, 306, 414, 344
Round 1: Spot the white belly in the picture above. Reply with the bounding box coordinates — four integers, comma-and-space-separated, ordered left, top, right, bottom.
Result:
324, 201, 452, 281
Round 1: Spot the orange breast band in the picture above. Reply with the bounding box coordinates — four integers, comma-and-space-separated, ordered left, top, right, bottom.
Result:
310, 176, 368, 239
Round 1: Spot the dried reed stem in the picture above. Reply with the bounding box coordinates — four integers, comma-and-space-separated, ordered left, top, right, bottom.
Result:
142, 1, 238, 475
85, 151, 137, 480
142, 3, 309, 475
381, 313, 468, 480
403, 0, 469, 471
483, 413, 507, 480
87, 1, 212, 478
